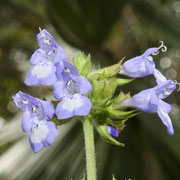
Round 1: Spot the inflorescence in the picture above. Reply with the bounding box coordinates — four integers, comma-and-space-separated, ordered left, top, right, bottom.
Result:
13, 29, 178, 153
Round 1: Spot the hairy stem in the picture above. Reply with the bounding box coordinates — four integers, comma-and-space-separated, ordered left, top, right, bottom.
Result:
83, 117, 96, 180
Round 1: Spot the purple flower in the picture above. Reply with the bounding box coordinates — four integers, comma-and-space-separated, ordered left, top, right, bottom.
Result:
25, 29, 67, 86
53, 60, 92, 119
106, 125, 119, 137
122, 80, 177, 135
119, 41, 167, 78
13, 91, 58, 153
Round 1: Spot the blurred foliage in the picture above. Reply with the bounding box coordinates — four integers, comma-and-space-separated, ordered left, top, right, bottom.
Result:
0, 0, 180, 179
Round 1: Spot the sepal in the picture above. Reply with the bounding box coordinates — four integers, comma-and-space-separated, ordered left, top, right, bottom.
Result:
93, 106, 137, 119
91, 79, 117, 107
106, 119, 126, 133
111, 91, 131, 109
94, 119, 124, 146
72, 52, 91, 77
88, 60, 122, 80
51, 115, 72, 126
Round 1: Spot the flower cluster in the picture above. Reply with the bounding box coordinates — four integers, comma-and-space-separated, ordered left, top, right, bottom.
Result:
13, 29, 92, 153
13, 28, 178, 153
120, 42, 179, 135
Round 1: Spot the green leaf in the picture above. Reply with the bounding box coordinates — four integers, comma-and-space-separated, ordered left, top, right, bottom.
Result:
72, 52, 91, 77
88, 60, 122, 80
94, 119, 124, 146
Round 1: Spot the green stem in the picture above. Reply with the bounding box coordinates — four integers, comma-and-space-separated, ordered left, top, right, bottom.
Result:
83, 117, 96, 180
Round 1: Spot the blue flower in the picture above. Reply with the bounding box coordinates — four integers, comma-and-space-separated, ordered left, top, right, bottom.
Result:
53, 60, 92, 119
122, 79, 178, 135
13, 91, 58, 153
25, 28, 67, 86
106, 125, 119, 137
119, 41, 167, 78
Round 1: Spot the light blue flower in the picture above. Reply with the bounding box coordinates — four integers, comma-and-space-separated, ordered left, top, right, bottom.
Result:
122, 79, 178, 135
53, 60, 92, 119
25, 28, 67, 86
13, 91, 58, 153
119, 41, 167, 78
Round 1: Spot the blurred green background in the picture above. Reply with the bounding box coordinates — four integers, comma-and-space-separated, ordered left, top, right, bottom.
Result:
0, 0, 180, 179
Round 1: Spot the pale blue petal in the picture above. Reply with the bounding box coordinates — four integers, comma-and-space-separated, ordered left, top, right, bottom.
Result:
41, 100, 55, 120
132, 89, 158, 113
56, 94, 92, 119
154, 80, 176, 99
157, 102, 174, 135
30, 49, 45, 65
153, 69, 167, 85
37, 29, 58, 51
29, 133, 43, 153
22, 111, 32, 132
53, 81, 65, 99
78, 76, 92, 95
42, 121, 58, 147
24, 67, 40, 86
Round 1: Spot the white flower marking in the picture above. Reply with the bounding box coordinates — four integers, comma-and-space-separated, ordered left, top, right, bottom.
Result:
32, 62, 53, 78
31, 121, 49, 143
62, 94, 83, 112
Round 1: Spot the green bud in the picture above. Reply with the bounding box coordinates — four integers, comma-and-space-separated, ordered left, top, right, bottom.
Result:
94, 119, 124, 146
88, 60, 123, 80
91, 79, 117, 107
72, 52, 91, 77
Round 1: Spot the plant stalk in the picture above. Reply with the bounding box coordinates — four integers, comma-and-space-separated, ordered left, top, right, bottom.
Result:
83, 117, 96, 180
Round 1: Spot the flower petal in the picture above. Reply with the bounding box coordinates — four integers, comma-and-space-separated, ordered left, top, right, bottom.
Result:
29, 120, 50, 153
56, 94, 92, 119
158, 99, 172, 114
53, 81, 66, 99
142, 47, 158, 57
131, 89, 159, 113
24, 67, 40, 86
37, 29, 58, 52
157, 101, 174, 135
13, 91, 40, 111
106, 125, 119, 137
120, 48, 157, 78
25, 62, 57, 86
42, 121, 58, 147
154, 80, 176, 99
120, 56, 155, 78
78, 76, 92, 95
28, 135, 43, 153
22, 111, 32, 132
41, 100, 55, 120
154, 69, 167, 85
30, 49, 45, 65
